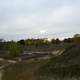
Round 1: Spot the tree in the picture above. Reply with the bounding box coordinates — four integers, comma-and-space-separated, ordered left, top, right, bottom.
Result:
63, 38, 73, 43
55, 38, 61, 44
74, 34, 80, 38
6, 42, 22, 58
51, 39, 56, 44
18, 39, 25, 45
51, 38, 61, 44
73, 34, 80, 43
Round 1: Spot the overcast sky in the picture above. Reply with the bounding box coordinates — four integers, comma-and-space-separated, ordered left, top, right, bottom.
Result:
0, 0, 80, 40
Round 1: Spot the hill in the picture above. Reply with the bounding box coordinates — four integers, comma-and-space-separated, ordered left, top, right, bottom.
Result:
37, 44, 80, 80
2, 43, 80, 80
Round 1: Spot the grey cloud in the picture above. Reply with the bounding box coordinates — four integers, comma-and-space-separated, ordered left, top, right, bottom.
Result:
0, 0, 80, 40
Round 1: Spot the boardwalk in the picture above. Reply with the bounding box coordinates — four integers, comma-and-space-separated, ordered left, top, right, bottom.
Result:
18, 50, 64, 61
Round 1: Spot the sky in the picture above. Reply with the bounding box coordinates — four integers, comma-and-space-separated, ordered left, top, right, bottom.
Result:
0, 0, 80, 40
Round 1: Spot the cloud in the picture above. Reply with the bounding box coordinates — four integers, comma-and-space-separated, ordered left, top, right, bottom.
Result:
0, 0, 80, 40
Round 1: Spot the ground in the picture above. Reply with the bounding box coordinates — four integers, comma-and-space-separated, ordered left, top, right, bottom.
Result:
2, 59, 49, 80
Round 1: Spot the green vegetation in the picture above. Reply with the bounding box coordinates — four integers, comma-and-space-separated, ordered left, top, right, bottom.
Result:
36, 44, 80, 80
0, 34, 80, 58
5, 42, 22, 59
0, 34, 80, 80
0, 41, 22, 59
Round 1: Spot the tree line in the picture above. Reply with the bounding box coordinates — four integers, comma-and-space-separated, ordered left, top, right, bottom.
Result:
18, 34, 80, 46
0, 34, 80, 59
